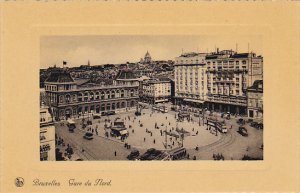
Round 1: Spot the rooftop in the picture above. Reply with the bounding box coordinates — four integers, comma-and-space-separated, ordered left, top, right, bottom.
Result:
115, 69, 137, 80
45, 69, 74, 83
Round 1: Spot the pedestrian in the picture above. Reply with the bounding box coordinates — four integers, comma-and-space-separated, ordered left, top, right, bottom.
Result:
150, 132, 152, 136
114, 151, 117, 156
144, 137, 146, 142
153, 139, 156, 144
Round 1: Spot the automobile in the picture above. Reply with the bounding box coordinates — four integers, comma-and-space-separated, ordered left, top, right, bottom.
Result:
256, 123, 264, 129
127, 150, 140, 160
238, 127, 248, 137
83, 132, 93, 140
93, 115, 101, 119
101, 111, 116, 116
139, 148, 162, 160
250, 121, 258, 128
237, 118, 245, 125
135, 111, 141, 116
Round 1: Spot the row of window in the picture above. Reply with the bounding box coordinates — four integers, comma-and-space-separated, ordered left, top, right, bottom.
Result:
58, 90, 138, 104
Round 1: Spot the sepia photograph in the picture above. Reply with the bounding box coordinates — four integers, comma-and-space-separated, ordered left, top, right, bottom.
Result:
40, 35, 264, 161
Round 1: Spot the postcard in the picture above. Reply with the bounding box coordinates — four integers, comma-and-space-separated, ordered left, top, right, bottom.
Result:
0, 1, 299, 193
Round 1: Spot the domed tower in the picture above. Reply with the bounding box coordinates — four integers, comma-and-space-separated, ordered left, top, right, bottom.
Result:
144, 51, 152, 64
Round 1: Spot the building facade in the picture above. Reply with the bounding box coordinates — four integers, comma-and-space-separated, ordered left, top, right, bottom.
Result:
44, 69, 139, 120
205, 50, 263, 114
141, 78, 171, 104
174, 52, 208, 108
247, 80, 263, 119
40, 104, 56, 161
174, 50, 263, 114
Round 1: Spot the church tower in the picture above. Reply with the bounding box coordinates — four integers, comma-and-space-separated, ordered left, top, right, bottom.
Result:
144, 51, 152, 64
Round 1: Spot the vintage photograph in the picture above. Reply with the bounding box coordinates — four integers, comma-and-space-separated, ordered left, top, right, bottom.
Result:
39, 36, 263, 161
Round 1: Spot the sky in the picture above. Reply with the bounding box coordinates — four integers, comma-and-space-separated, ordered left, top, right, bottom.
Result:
40, 35, 263, 69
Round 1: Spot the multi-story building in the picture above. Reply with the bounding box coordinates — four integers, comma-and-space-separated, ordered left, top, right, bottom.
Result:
205, 50, 263, 114
174, 50, 263, 114
247, 80, 263, 119
141, 78, 171, 104
40, 104, 56, 161
174, 52, 208, 108
44, 69, 139, 120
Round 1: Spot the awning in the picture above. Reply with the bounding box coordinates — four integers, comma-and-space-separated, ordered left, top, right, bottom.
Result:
183, 98, 205, 104
119, 130, 128, 135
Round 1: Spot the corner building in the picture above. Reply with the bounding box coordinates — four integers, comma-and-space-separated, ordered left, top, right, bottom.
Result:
174, 53, 208, 108
174, 50, 263, 114
44, 69, 139, 120
142, 78, 171, 104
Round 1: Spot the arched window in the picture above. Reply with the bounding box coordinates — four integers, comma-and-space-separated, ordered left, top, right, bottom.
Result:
130, 89, 134, 97
116, 102, 120, 109
106, 91, 110, 99
101, 91, 105, 100
95, 92, 100, 100
101, 104, 105, 111
121, 90, 124, 98
72, 94, 76, 102
65, 95, 71, 103
111, 90, 115, 99
121, 102, 125, 108
78, 93, 83, 102
116, 90, 120, 98
59, 96, 64, 103
84, 92, 89, 102
90, 92, 94, 101
112, 103, 115, 110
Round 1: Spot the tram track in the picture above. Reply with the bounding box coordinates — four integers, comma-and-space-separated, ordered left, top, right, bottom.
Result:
196, 130, 236, 153
56, 127, 98, 160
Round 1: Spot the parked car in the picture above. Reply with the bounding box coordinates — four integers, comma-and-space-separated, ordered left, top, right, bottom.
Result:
83, 132, 93, 140
256, 123, 264, 129
237, 118, 245, 125
238, 127, 248, 137
127, 150, 140, 160
101, 111, 116, 116
93, 115, 101, 119
250, 121, 258, 128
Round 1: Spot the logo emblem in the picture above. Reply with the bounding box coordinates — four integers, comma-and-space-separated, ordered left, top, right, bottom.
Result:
15, 177, 24, 187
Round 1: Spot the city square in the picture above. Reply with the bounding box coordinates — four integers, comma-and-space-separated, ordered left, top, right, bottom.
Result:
40, 36, 263, 161
54, 103, 263, 161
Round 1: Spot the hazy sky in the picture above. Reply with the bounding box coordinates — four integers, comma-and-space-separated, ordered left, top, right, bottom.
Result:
40, 35, 263, 69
